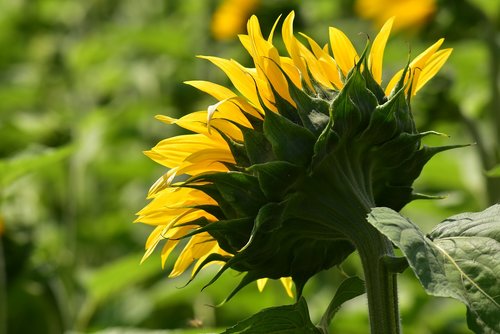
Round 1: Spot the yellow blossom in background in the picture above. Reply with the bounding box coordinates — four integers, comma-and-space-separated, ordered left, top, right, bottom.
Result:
211, 0, 260, 40
355, 0, 436, 31
137, 11, 451, 299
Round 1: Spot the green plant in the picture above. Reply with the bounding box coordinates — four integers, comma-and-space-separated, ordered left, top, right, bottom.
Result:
137, 11, 500, 334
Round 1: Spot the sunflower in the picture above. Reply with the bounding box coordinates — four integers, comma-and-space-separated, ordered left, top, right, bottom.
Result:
211, 0, 260, 40
136, 12, 453, 300
355, 0, 436, 31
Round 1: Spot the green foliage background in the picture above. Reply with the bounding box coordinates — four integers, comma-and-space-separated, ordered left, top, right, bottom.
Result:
0, 0, 498, 333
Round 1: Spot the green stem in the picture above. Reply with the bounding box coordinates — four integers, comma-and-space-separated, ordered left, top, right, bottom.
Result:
354, 224, 400, 334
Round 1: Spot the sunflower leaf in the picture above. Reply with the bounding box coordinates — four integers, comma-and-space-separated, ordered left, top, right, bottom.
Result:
367, 206, 500, 334
221, 297, 321, 334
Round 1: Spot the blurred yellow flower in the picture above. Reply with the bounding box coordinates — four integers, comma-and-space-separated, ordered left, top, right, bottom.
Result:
355, 0, 436, 31
137, 12, 451, 299
211, 0, 260, 40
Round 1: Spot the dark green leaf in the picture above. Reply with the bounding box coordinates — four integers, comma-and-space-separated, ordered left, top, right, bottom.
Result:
221, 297, 321, 334
367, 206, 500, 334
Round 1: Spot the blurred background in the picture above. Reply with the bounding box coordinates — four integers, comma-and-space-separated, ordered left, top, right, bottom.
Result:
1, 0, 498, 333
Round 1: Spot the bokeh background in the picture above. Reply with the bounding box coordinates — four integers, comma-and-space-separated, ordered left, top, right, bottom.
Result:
1, 0, 499, 333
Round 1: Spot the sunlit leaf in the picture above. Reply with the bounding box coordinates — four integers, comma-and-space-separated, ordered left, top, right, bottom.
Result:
368, 206, 500, 333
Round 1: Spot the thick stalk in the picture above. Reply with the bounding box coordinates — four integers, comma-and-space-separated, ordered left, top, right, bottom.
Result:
354, 224, 400, 334
310, 151, 401, 333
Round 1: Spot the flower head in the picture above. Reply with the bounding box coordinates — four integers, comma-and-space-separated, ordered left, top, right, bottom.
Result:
355, 0, 436, 31
137, 12, 454, 299
211, 0, 260, 40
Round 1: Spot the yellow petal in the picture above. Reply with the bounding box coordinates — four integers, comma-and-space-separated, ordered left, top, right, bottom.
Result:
145, 134, 227, 168
156, 113, 210, 136
280, 277, 294, 298
192, 244, 228, 276
408, 38, 444, 95
329, 27, 359, 76
297, 43, 334, 89
257, 278, 268, 292
368, 17, 394, 84
279, 57, 302, 89
282, 11, 313, 90
199, 56, 263, 111
384, 68, 405, 96
185, 80, 236, 100
160, 226, 192, 269
300, 32, 343, 89
170, 233, 216, 277
267, 14, 281, 42
414, 48, 452, 94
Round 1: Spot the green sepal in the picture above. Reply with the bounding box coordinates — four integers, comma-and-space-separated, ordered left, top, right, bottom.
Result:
168, 216, 211, 230
185, 253, 231, 287
253, 202, 286, 234
391, 144, 470, 186
201, 258, 234, 291
186, 172, 265, 218
263, 105, 316, 167
331, 68, 378, 138
183, 181, 238, 219
387, 58, 411, 100
222, 271, 263, 304
240, 125, 275, 165
276, 67, 331, 135
179, 217, 254, 253
361, 57, 387, 104
194, 204, 225, 220
360, 86, 412, 146
212, 126, 251, 167
310, 115, 337, 172
247, 161, 302, 201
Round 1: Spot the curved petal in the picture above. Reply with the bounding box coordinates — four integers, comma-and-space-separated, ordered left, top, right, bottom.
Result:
368, 17, 394, 84
408, 38, 444, 95
282, 11, 313, 90
329, 26, 359, 76
414, 48, 452, 94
